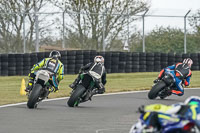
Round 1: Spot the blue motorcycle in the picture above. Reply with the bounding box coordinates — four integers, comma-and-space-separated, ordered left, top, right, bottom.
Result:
130, 111, 200, 133
148, 69, 180, 99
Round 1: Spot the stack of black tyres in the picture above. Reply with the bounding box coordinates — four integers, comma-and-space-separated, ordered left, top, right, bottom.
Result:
67, 51, 76, 74
60, 51, 68, 74
139, 52, 146, 72
8, 54, 16, 76
125, 52, 132, 73
1, 51, 200, 76
30, 53, 38, 68
146, 53, 154, 72
111, 52, 119, 73
44, 52, 50, 58
90, 50, 97, 63
182, 53, 190, 60
83, 51, 91, 66
23, 53, 31, 76
104, 52, 112, 73
161, 53, 168, 69
199, 53, 200, 70
168, 53, 175, 66
16, 54, 24, 75
154, 52, 161, 71
1, 54, 8, 76
190, 53, 199, 70
175, 53, 183, 63
75, 50, 84, 74
132, 52, 140, 72
118, 52, 126, 73
37, 52, 45, 62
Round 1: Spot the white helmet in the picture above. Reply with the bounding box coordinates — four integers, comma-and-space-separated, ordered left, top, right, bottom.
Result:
183, 58, 193, 68
94, 55, 104, 64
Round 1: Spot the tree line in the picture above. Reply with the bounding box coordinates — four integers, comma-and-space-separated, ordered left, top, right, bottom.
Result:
0, 0, 199, 53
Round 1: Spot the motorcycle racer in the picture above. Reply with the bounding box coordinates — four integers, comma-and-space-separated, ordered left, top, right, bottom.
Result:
130, 96, 200, 133
154, 58, 193, 96
69, 55, 107, 94
25, 50, 64, 92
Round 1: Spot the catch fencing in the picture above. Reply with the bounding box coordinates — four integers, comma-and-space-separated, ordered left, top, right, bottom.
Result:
0, 9, 198, 54
0, 50, 199, 76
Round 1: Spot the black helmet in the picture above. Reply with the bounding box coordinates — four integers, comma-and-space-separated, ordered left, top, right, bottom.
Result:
49, 50, 61, 59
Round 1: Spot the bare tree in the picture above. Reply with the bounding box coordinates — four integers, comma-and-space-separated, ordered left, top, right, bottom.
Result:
0, 0, 48, 53
51, 0, 150, 51
189, 10, 200, 34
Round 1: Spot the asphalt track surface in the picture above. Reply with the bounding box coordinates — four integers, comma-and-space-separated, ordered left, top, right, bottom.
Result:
0, 89, 200, 133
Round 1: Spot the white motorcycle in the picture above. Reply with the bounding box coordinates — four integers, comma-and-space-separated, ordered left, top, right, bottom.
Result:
27, 70, 54, 109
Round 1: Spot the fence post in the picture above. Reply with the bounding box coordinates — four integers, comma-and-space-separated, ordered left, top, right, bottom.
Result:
184, 10, 191, 54
102, 9, 108, 51
102, 11, 106, 51
127, 0, 130, 52
23, 11, 26, 53
142, 10, 148, 53
34, 3, 39, 52
62, 11, 65, 49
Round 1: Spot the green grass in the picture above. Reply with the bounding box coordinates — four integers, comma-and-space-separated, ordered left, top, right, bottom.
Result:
0, 71, 200, 105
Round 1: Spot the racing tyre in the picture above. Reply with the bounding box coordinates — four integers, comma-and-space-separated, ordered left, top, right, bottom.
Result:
148, 81, 166, 99
27, 84, 42, 109
67, 85, 86, 107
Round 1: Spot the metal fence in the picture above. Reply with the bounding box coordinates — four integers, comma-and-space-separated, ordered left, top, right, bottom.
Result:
0, 9, 199, 54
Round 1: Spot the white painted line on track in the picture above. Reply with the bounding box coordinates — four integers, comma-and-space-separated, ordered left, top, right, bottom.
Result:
95, 128, 129, 133
0, 88, 199, 109
0, 90, 148, 108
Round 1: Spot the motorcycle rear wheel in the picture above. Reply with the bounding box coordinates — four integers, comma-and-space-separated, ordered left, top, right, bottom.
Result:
27, 84, 42, 109
148, 81, 166, 99
67, 85, 86, 107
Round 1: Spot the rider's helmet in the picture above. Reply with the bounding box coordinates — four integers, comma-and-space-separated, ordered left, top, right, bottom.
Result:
184, 96, 200, 105
94, 55, 104, 64
49, 50, 61, 59
183, 58, 193, 68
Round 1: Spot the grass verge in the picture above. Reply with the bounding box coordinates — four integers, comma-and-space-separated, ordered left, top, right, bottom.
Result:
0, 71, 200, 105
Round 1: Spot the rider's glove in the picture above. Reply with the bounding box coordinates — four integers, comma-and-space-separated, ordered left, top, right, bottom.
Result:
78, 69, 82, 74
138, 105, 145, 113
184, 80, 189, 86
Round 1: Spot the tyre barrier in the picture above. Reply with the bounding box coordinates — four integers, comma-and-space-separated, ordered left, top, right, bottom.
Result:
0, 51, 200, 76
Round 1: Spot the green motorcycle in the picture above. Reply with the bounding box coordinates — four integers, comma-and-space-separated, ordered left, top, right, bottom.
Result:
67, 71, 100, 107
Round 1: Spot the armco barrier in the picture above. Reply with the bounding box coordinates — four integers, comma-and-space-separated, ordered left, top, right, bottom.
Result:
0, 51, 199, 76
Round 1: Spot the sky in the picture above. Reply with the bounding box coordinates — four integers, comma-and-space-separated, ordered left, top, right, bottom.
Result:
37, 0, 200, 39
140, 0, 200, 32
151, 0, 200, 10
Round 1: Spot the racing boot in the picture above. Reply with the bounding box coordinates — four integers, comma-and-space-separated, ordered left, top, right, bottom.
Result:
69, 76, 81, 89
153, 79, 160, 84
25, 79, 34, 92
97, 87, 105, 94
95, 82, 105, 94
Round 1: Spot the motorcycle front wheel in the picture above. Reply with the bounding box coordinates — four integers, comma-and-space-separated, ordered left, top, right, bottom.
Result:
27, 84, 42, 109
67, 85, 86, 107
148, 81, 166, 99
